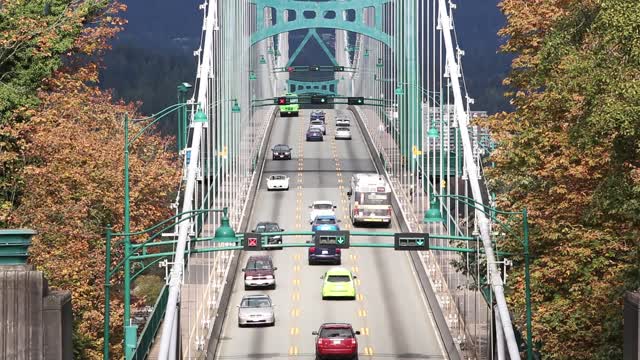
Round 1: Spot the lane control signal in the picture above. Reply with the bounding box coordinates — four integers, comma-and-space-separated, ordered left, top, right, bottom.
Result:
314, 230, 350, 249
244, 233, 263, 251
277, 97, 289, 105
311, 95, 328, 104
347, 97, 365, 105
334, 66, 345, 72
393, 232, 429, 251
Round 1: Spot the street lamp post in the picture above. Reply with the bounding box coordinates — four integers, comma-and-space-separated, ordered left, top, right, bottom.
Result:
103, 207, 236, 360
424, 193, 533, 360
110, 100, 240, 360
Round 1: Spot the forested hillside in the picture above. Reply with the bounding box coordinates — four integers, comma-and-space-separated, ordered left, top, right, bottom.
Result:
482, 0, 640, 358
0, 1, 179, 358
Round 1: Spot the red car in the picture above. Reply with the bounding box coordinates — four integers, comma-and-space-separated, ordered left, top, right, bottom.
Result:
312, 323, 360, 360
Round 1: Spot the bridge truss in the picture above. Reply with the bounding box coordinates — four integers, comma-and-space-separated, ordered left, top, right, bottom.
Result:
131, 1, 524, 360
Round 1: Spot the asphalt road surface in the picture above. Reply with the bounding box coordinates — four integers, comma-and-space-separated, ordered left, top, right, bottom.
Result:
214, 109, 448, 360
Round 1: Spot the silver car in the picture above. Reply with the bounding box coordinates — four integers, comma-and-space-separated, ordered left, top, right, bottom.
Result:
335, 127, 352, 140
310, 120, 326, 135
237, 294, 275, 327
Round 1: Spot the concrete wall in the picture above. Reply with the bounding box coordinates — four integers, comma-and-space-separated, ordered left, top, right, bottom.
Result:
625, 291, 640, 360
0, 266, 72, 360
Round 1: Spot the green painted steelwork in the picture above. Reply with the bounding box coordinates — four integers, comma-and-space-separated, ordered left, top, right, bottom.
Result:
131, 285, 169, 360
0, 229, 36, 265
251, 0, 393, 48
275, 65, 356, 73
287, 29, 337, 67
288, 79, 339, 95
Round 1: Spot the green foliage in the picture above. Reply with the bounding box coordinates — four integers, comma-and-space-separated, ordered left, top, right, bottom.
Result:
134, 275, 165, 306
0, 0, 121, 225
485, 0, 640, 358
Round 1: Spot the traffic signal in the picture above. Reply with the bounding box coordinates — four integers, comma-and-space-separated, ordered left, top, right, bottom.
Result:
311, 95, 328, 104
347, 97, 365, 105
310, 65, 320, 71
314, 230, 350, 249
334, 66, 345, 72
393, 232, 429, 251
244, 233, 263, 251
276, 97, 289, 105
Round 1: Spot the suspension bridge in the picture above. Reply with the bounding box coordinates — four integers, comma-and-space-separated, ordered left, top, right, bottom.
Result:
107, 1, 531, 359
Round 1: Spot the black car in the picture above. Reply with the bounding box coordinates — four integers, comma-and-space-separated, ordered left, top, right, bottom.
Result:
271, 144, 292, 160
306, 128, 323, 141
253, 222, 284, 249
308, 240, 341, 265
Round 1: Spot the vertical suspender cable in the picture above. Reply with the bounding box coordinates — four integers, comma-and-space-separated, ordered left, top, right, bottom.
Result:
437, 0, 520, 358
157, 0, 217, 358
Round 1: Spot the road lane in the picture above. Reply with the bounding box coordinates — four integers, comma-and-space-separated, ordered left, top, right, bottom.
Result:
215, 110, 448, 360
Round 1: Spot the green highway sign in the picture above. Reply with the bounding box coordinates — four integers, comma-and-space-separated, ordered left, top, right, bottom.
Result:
314, 230, 350, 249
394, 232, 429, 251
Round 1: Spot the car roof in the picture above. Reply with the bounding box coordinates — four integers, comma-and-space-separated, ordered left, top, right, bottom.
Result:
247, 255, 273, 261
256, 221, 278, 225
315, 214, 336, 219
326, 267, 352, 275
336, 128, 350, 131
320, 323, 353, 329
312, 200, 333, 205
242, 294, 271, 300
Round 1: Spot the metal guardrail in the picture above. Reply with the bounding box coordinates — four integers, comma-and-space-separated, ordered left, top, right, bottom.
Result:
132, 284, 169, 360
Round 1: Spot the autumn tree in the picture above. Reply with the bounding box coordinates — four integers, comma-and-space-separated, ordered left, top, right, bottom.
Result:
0, 0, 120, 225
3, 0, 181, 358
482, 0, 640, 358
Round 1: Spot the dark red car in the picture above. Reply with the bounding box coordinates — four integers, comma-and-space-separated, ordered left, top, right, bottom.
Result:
312, 323, 360, 360
242, 255, 277, 290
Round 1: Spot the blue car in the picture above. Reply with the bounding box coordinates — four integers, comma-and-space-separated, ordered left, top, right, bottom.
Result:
311, 215, 341, 232
306, 128, 323, 141
310, 111, 326, 121
309, 215, 341, 265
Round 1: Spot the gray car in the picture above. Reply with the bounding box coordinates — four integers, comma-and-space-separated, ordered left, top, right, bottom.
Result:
237, 294, 275, 327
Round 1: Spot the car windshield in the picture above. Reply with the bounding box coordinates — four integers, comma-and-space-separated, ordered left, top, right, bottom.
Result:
274, 145, 289, 151
271, 175, 286, 180
326, 275, 351, 282
311, 121, 323, 125
241, 298, 271, 308
313, 204, 333, 210
315, 217, 336, 225
319, 328, 353, 338
337, 128, 350, 132
256, 224, 280, 232
246, 259, 272, 270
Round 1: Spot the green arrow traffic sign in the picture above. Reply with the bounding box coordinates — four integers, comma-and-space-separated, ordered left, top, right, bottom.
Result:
337, 236, 345, 244
416, 239, 424, 246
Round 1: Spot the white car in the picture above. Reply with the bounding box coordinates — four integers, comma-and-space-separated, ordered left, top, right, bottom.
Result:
266, 175, 289, 191
336, 118, 350, 127
309, 201, 337, 223
309, 120, 326, 135
335, 127, 351, 140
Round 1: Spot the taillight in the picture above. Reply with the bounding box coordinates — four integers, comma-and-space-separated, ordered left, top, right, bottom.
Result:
309, 247, 316, 253
387, 207, 392, 216
348, 338, 357, 347
336, 248, 341, 254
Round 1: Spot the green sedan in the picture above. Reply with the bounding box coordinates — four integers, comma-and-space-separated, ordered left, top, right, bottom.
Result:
321, 267, 357, 300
